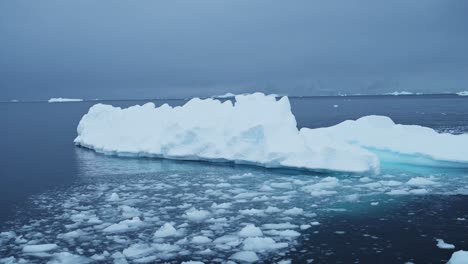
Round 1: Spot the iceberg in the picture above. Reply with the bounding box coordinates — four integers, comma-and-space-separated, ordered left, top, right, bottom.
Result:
74, 93, 468, 173
456, 91, 468, 96
384, 91, 414, 96
48, 97, 83, 103
74, 93, 379, 173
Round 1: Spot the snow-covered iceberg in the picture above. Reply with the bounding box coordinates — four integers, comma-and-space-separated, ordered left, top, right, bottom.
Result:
74, 93, 379, 173
304, 116, 468, 165
74, 93, 468, 173
48, 97, 83, 103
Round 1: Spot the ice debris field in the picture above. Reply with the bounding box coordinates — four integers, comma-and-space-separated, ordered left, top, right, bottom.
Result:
1, 157, 468, 263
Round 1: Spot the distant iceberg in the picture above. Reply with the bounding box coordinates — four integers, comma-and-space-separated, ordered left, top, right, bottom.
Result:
384, 91, 414, 96
75, 93, 468, 173
48, 97, 83, 103
456, 91, 468, 96
212, 93, 281, 99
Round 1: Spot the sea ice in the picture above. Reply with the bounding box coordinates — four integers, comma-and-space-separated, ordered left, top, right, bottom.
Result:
239, 224, 263, 237
154, 223, 180, 238
22, 244, 58, 253
230, 251, 259, 262
435, 238, 455, 249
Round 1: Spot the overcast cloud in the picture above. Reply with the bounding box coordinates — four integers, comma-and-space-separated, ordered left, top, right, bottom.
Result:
1, 0, 468, 100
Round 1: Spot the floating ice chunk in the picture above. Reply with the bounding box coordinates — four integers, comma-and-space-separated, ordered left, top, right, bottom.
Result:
386, 189, 409, 195
243, 237, 288, 251
119, 205, 141, 218
74, 93, 379, 173
184, 208, 211, 222
300, 225, 311, 230
123, 243, 155, 258
22, 244, 58, 253
58, 229, 85, 240
48, 252, 90, 264
283, 207, 303, 215
239, 208, 265, 216
448, 250, 468, 264
191, 236, 212, 244
181, 261, 205, 264
230, 251, 259, 262
103, 217, 143, 233
262, 223, 298, 230
153, 243, 179, 252
456, 91, 468, 96
154, 223, 180, 238
406, 177, 437, 187
108, 192, 120, 201
266, 230, 301, 237
211, 202, 232, 209
435, 238, 455, 249
270, 182, 293, 189
239, 224, 263, 237
90, 251, 110, 261
302, 177, 340, 196
409, 188, 428, 195
311, 221, 320, 226
265, 206, 282, 214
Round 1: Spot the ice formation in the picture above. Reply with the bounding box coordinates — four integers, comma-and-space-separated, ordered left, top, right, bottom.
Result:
48, 97, 83, 103
74, 93, 378, 173
448, 250, 468, 264
75, 93, 468, 173
305, 115, 468, 165
384, 91, 414, 96
456, 91, 468, 96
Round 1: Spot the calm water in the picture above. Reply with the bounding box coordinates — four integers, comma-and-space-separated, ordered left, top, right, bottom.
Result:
1, 95, 468, 263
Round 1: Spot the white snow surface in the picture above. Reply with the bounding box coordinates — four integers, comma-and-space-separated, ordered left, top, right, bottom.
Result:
48, 98, 83, 103
305, 115, 468, 165
75, 93, 468, 173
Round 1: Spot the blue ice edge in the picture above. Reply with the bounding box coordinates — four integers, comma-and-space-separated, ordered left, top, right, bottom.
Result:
369, 147, 468, 172
75, 143, 468, 175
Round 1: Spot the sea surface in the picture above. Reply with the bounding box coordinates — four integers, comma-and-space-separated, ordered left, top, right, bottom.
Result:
1, 95, 468, 263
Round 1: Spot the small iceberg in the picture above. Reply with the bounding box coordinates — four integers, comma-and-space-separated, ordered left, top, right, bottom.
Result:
456, 91, 468, 96
384, 91, 414, 96
48, 97, 83, 103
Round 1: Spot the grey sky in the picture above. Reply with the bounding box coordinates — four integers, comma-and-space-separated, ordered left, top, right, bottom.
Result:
1, 0, 468, 100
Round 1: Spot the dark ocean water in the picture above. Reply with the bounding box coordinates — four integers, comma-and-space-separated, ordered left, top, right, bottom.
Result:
1, 95, 468, 263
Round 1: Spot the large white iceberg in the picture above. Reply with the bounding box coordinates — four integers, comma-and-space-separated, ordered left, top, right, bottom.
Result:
74, 93, 379, 173
74, 93, 468, 173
